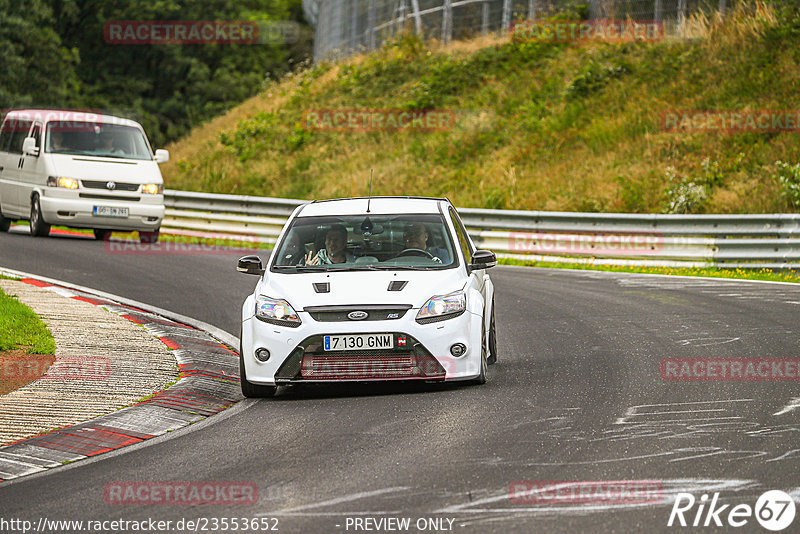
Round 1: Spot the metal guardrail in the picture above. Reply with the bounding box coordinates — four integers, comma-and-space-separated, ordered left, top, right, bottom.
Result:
162, 189, 800, 269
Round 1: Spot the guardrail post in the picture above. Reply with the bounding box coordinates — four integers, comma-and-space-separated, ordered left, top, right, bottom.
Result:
367, 0, 376, 49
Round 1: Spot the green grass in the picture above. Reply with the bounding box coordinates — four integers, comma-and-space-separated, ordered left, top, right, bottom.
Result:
498, 257, 800, 283
161, 2, 800, 214
0, 288, 56, 354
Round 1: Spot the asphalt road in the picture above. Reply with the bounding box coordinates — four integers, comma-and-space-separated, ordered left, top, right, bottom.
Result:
1, 229, 799, 533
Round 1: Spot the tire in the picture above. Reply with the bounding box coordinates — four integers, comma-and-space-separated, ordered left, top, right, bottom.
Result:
239, 339, 277, 398
29, 195, 50, 237
470, 322, 488, 385
487, 298, 497, 365
139, 230, 159, 244
0, 213, 10, 232
93, 229, 111, 241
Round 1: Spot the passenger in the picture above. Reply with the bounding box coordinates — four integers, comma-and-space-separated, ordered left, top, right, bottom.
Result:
50, 131, 66, 152
279, 233, 305, 265
306, 224, 354, 265
402, 222, 450, 263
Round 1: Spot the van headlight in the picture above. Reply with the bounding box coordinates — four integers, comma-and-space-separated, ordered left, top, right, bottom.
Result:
141, 184, 164, 195
47, 176, 78, 189
255, 296, 301, 327
416, 291, 466, 323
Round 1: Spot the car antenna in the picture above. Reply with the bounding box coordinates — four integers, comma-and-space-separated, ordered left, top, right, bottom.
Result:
366, 169, 373, 213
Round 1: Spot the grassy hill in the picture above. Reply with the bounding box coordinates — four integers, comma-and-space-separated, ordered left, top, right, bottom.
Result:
161, 2, 800, 214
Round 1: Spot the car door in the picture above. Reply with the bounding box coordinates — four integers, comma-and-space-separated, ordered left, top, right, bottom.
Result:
0, 116, 31, 217
16, 121, 43, 212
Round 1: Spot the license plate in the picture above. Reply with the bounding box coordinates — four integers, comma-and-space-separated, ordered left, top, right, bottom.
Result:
93, 206, 128, 218
324, 334, 393, 351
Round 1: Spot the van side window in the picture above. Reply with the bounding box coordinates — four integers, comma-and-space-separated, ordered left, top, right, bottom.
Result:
449, 206, 473, 262
30, 123, 42, 147
7, 120, 32, 154
0, 120, 12, 152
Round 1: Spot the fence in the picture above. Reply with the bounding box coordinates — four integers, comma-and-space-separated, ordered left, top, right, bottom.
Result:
303, 0, 736, 60
162, 189, 800, 269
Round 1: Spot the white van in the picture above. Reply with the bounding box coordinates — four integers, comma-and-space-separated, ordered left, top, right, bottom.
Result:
0, 109, 168, 242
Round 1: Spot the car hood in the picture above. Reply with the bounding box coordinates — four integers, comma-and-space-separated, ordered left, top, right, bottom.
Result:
257, 268, 466, 309
47, 154, 162, 183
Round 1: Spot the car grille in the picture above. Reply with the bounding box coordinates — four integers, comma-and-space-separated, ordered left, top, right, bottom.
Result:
307, 308, 410, 322
301, 354, 417, 379
275, 334, 446, 382
82, 180, 140, 192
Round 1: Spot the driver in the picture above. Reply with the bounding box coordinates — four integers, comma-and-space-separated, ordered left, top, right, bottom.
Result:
306, 224, 354, 265
402, 222, 450, 263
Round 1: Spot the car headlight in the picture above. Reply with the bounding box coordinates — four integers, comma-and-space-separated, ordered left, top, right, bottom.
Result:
255, 295, 301, 327
47, 176, 78, 189
416, 290, 466, 323
141, 183, 164, 195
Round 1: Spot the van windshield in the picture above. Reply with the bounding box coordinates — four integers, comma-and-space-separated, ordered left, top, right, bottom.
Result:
46, 122, 152, 160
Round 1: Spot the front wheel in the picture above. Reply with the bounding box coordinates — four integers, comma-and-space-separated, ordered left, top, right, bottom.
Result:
30, 195, 50, 237
470, 322, 488, 385
239, 341, 277, 398
93, 229, 111, 241
0, 212, 10, 232
487, 298, 497, 365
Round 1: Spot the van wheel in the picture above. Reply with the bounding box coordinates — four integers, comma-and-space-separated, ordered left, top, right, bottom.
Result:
93, 229, 111, 241
139, 230, 159, 244
0, 213, 10, 232
30, 195, 50, 237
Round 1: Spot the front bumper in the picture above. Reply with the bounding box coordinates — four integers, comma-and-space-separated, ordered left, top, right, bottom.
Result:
241, 303, 484, 386
40, 191, 163, 231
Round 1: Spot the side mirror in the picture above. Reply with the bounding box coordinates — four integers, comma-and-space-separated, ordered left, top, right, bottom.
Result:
154, 149, 169, 163
468, 250, 497, 272
22, 137, 39, 157
238, 255, 265, 275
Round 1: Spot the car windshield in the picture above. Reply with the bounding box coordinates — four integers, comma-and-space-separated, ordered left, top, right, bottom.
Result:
45, 122, 152, 160
271, 213, 457, 272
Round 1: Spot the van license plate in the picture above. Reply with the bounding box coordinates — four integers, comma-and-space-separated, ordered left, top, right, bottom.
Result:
324, 334, 393, 351
93, 206, 128, 218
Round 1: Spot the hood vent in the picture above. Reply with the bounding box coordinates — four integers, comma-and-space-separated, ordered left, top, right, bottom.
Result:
313, 282, 330, 293
387, 281, 408, 292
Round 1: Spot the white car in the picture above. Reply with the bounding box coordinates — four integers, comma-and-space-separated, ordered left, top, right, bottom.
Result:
237, 196, 498, 397
0, 109, 167, 242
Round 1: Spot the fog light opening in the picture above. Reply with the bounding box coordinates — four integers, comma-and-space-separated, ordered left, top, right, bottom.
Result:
450, 343, 467, 357
255, 348, 271, 362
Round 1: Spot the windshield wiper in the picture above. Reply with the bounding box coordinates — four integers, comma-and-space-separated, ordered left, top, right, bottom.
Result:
273, 265, 328, 272
369, 265, 439, 271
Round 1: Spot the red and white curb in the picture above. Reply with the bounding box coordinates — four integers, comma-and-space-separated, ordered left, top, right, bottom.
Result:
0, 269, 242, 481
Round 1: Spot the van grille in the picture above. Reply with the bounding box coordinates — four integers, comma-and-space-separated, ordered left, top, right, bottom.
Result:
81, 180, 140, 192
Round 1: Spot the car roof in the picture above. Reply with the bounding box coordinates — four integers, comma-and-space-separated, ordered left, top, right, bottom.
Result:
2, 109, 141, 129
298, 197, 450, 217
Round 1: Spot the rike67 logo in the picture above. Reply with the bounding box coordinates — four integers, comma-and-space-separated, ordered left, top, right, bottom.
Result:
668, 490, 796, 531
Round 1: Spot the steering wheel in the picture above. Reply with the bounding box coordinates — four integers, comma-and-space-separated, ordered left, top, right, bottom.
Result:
396, 248, 434, 259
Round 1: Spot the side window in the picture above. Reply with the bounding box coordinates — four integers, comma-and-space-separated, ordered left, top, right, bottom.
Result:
8, 120, 32, 154
449, 207, 473, 263
30, 123, 42, 147
0, 119, 12, 152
